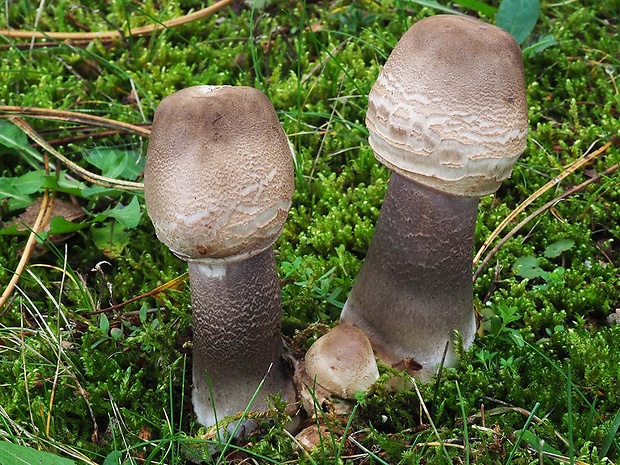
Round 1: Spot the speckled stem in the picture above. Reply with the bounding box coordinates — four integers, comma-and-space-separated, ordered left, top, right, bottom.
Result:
189, 248, 294, 427
340, 173, 478, 380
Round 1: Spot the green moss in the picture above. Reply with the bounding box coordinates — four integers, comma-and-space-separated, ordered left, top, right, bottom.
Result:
1, 0, 619, 463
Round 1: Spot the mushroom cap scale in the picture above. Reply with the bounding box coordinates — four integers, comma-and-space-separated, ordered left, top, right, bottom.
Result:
144, 85, 294, 263
366, 14, 528, 197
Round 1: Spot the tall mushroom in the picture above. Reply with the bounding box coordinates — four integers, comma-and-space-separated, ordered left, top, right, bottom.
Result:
339, 15, 528, 380
144, 85, 296, 428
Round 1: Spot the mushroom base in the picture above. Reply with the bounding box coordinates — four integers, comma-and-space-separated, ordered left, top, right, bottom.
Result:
189, 248, 295, 428
340, 173, 478, 381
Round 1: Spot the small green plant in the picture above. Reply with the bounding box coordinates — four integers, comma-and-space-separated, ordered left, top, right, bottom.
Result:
512, 238, 575, 281
481, 301, 525, 348
281, 257, 346, 309
0, 120, 144, 258
332, 4, 379, 34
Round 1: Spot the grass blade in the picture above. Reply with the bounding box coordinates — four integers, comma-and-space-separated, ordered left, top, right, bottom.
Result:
567, 364, 574, 464
455, 381, 470, 465
506, 402, 540, 465
452, 0, 497, 17
601, 407, 620, 457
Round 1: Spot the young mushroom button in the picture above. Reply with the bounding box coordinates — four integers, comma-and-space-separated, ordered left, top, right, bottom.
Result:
339, 15, 528, 380
304, 323, 379, 400
144, 85, 296, 429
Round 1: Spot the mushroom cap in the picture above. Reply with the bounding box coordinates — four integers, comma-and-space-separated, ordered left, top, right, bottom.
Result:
304, 323, 379, 399
144, 86, 295, 263
366, 14, 528, 197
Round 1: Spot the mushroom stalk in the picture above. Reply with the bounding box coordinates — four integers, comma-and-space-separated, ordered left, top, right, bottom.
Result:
189, 248, 292, 427
340, 173, 478, 379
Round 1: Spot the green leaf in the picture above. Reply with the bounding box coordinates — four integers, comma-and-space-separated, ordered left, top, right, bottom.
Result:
507, 328, 525, 348
91, 222, 131, 259
0, 120, 45, 169
452, 0, 497, 17
522, 34, 557, 57
110, 327, 124, 341
601, 407, 620, 457
0, 177, 34, 211
496, 0, 540, 44
544, 239, 575, 258
99, 313, 110, 334
516, 429, 562, 455
81, 185, 124, 199
41, 172, 88, 196
103, 450, 124, 465
139, 304, 148, 324
0, 442, 76, 465
47, 216, 89, 235
13, 170, 45, 195
489, 315, 503, 335
405, 0, 497, 17
0, 224, 28, 235
404, 0, 468, 15
512, 255, 543, 279
104, 196, 142, 229
84, 147, 144, 180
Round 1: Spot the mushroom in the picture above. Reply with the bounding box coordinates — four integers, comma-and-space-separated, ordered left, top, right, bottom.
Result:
339, 15, 528, 380
144, 85, 296, 428
304, 323, 379, 399
298, 323, 378, 416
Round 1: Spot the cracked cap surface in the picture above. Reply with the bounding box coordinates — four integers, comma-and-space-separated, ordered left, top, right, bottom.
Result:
366, 14, 528, 197
144, 85, 295, 263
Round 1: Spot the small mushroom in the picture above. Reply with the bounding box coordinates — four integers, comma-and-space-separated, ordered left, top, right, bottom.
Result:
340, 15, 528, 380
298, 324, 378, 417
304, 323, 379, 399
144, 85, 296, 428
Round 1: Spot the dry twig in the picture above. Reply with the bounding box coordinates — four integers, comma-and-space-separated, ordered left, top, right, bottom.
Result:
9, 117, 143, 191
85, 273, 188, 315
0, 0, 235, 41
473, 161, 618, 281
473, 141, 612, 266
0, 187, 55, 310
0, 106, 150, 137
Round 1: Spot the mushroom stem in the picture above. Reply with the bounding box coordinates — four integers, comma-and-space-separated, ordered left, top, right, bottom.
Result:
340, 173, 478, 380
189, 248, 294, 427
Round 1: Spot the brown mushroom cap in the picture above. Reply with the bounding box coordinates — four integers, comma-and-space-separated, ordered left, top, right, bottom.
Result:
366, 14, 528, 197
304, 323, 379, 399
144, 85, 294, 263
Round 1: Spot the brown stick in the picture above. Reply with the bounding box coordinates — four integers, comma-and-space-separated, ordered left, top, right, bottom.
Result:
473, 162, 619, 282
0, 0, 236, 41
85, 273, 188, 315
0, 106, 150, 137
0, 193, 55, 310
10, 117, 143, 191
473, 142, 611, 265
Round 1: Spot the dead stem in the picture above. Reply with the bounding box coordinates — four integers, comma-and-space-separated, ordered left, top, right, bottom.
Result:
473, 161, 619, 281
473, 141, 612, 266
0, 191, 55, 310
0, 0, 236, 41
84, 273, 188, 315
0, 106, 151, 137
10, 117, 144, 191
